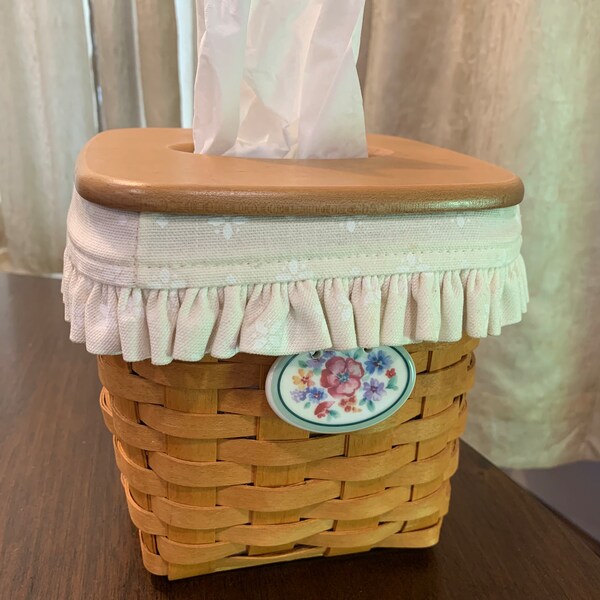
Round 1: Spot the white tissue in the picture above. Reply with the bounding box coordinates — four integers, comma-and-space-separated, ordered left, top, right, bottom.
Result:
193, 0, 367, 159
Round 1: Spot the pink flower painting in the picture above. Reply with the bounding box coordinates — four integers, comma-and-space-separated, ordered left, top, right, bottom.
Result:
320, 356, 364, 399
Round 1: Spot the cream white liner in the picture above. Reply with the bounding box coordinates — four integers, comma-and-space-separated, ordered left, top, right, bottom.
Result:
62, 192, 528, 365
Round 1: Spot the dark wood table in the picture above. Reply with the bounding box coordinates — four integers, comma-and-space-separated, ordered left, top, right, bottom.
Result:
1, 273, 599, 600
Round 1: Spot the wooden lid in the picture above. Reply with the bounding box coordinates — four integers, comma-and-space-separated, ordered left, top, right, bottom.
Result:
75, 128, 523, 216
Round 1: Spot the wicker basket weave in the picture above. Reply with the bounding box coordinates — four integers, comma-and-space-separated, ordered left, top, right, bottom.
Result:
98, 336, 478, 580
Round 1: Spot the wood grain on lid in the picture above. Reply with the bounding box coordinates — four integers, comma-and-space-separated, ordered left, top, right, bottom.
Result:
75, 128, 524, 216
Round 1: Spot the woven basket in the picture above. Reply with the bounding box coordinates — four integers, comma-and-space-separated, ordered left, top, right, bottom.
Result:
97, 336, 478, 580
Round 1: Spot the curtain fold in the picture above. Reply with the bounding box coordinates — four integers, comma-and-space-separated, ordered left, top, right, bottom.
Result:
134, 0, 181, 127
174, 0, 197, 128
88, 0, 145, 129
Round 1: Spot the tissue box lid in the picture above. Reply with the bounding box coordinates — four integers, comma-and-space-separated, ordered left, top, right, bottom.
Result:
75, 128, 523, 216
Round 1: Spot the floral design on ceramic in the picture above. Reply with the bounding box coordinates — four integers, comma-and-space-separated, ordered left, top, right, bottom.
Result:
320, 356, 364, 399
289, 348, 403, 421
292, 369, 314, 388
365, 350, 393, 375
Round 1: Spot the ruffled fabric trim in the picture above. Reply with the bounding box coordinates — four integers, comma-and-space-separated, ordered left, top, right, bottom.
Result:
62, 253, 528, 365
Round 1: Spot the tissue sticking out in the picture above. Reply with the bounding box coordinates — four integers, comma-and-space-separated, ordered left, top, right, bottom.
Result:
193, 0, 368, 159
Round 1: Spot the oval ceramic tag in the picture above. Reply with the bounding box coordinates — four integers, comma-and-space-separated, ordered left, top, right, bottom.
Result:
265, 347, 416, 434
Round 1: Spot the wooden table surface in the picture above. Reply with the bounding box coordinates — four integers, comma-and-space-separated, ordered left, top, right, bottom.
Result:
1, 273, 599, 600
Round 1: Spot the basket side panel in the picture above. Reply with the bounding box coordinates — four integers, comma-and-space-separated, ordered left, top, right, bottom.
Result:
97, 337, 478, 580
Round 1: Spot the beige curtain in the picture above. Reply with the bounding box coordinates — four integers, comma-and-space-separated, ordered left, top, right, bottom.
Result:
0, 0, 196, 273
361, 0, 600, 467
1, 0, 597, 466
0, 0, 96, 273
